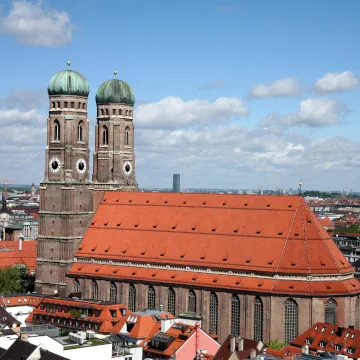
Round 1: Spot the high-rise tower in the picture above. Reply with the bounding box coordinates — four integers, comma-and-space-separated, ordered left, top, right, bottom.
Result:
35, 64, 94, 296
92, 73, 138, 207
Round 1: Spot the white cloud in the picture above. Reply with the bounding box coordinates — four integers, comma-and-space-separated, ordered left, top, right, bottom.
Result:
0, 89, 47, 110
248, 77, 302, 99
0, 108, 44, 127
135, 96, 248, 129
314, 71, 360, 94
0, 0, 72, 47
259, 98, 346, 128
199, 80, 223, 90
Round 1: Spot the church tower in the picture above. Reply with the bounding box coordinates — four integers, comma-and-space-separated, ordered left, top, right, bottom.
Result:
92, 72, 138, 208
36, 63, 94, 296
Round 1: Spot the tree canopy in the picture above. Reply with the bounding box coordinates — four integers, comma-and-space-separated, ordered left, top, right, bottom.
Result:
0, 266, 35, 294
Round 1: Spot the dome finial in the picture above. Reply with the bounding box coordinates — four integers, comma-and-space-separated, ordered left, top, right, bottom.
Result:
67, 61, 71, 67
114, 71, 118, 77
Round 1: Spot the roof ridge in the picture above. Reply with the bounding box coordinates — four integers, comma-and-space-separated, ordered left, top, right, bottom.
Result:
274, 197, 301, 273
299, 197, 311, 274
307, 198, 341, 272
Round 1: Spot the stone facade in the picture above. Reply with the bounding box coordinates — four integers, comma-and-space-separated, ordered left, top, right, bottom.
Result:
69, 276, 360, 344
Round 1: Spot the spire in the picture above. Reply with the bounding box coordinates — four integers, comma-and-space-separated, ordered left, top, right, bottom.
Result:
1, 192, 7, 211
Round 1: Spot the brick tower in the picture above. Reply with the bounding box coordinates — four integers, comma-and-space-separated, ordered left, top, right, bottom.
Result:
92, 72, 138, 208
35, 63, 94, 296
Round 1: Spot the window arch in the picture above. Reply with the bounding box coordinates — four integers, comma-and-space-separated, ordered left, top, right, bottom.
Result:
52, 101, 55, 108
285, 298, 298, 344
148, 286, 156, 310
105, 108, 109, 116
57, 101, 60, 108
119, 109, 122, 116
101, 109, 104, 116
102, 126, 108, 145
126, 110, 129, 116
325, 299, 337, 325
209, 292, 218, 335
54, 120, 60, 141
125, 127, 130, 146
77, 121, 84, 142
188, 290, 196, 314
128, 284, 136, 312
91, 281, 98, 300
70, 101, 74, 109
168, 288, 176, 315
129, 110, 132, 117
231, 295, 240, 336
64, 101, 68, 108
110, 282, 117, 303
73, 279, 80, 293
254, 297, 263, 341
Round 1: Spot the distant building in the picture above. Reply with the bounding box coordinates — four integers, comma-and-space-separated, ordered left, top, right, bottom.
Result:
173, 174, 180, 192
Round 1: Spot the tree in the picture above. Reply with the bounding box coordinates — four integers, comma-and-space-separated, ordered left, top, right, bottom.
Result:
265, 339, 285, 350
0, 266, 34, 294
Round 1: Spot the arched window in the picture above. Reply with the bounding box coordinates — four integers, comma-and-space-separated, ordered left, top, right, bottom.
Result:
125, 127, 130, 146
91, 281, 98, 300
254, 297, 263, 341
284, 298, 298, 344
52, 101, 55, 108
110, 282, 117, 303
77, 121, 83, 142
129, 110, 132, 117
126, 110, 129, 116
64, 101, 68, 108
101, 109, 104, 116
70, 101, 74, 109
83, 103, 86, 110
128, 284, 136, 312
119, 109, 122, 115
209, 292, 218, 335
57, 101, 60, 108
325, 299, 337, 325
73, 279, 80, 293
105, 108, 109, 116
188, 290, 196, 314
102, 126, 108, 145
231, 295, 240, 336
168, 288, 176, 315
54, 120, 60, 141
148, 286, 155, 310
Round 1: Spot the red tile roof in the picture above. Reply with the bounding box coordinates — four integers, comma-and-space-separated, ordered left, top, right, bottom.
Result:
69, 192, 360, 296
0, 240, 37, 271
286, 322, 360, 359
26, 297, 129, 333
0, 294, 43, 307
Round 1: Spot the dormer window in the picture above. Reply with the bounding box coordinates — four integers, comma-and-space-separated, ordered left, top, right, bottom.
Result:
346, 332, 350, 338
320, 341, 325, 348
305, 338, 312, 345
348, 348, 355, 355
321, 327, 326, 333
351, 334, 356, 339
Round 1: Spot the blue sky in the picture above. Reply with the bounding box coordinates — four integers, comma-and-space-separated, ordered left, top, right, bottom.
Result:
0, 0, 360, 190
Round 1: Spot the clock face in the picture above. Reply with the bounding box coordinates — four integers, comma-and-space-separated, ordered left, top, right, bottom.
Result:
49, 158, 60, 173
76, 159, 87, 174
123, 161, 132, 175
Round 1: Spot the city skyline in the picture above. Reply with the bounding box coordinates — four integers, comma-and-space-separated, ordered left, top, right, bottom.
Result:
0, 0, 360, 190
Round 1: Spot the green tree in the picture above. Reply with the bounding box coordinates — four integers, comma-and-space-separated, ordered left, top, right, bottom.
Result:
0, 266, 35, 294
265, 339, 285, 350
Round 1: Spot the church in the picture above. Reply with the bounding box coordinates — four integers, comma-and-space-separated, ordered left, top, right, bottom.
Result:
35, 65, 360, 344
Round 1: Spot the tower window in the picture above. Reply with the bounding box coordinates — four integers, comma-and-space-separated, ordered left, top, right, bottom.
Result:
57, 101, 60, 108
101, 109, 104, 116
70, 102, 74, 109
77, 121, 84, 142
126, 110, 129, 116
128, 284, 136, 312
83, 103, 86, 110
64, 101, 68, 108
188, 290, 196, 314
209, 292, 218, 335
105, 108, 109, 116
113, 109, 116, 115
52, 101, 55, 108
119, 109, 122, 115
125, 126, 130, 146
129, 110, 132, 117
102, 126, 108, 145
54, 120, 60, 141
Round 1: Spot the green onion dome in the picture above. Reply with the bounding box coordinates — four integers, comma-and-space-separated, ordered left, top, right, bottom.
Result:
96, 78, 135, 105
48, 69, 89, 97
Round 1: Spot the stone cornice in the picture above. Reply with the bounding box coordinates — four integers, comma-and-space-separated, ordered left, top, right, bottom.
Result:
39, 211, 94, 216
74, 257, 355, 283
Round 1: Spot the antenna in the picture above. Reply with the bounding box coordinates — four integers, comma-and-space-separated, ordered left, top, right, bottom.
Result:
298, 175, 303, 196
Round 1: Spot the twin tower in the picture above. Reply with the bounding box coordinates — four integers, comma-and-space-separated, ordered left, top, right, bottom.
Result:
36, 64, 138, 295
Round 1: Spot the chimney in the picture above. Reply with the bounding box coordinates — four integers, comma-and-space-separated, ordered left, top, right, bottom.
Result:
250, 349, 256, 358
18, 233, 24, 251
238, 337, 244, 351
302, 345, 309, 355
230, 336, 236, 352
159, 304, 163, 312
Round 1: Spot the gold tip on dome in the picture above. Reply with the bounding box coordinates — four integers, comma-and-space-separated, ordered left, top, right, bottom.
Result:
114, 71, 118, 77
67, 61, 71, 67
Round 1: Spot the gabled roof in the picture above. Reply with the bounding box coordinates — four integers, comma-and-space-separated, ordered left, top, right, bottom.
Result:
0, 306, 20, 328
0, 293, 43, 307
0, 240, 37, 271
74, 192, 352, 276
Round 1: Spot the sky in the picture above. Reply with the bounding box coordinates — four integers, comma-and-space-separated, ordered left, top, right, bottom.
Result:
0, 0, 360, 191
